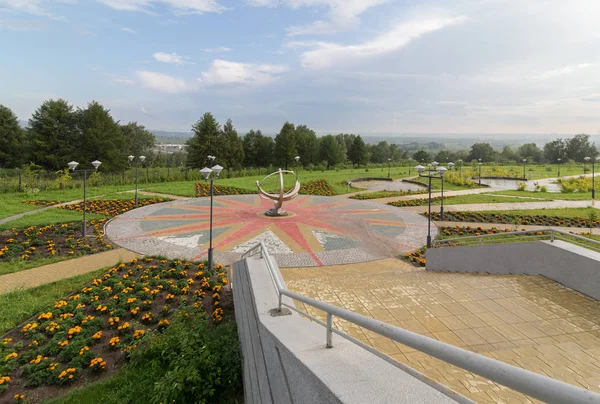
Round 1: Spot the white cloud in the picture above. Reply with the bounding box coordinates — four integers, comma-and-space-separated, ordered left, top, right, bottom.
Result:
247, 0, 277, 6
136, 71, 197, 93
113, 77, 135, 85
200, 46, 232, 52
293, 15, 467, 69
200, 59, 288, 86
96, 0, 225, 15
141, 106, 149, 113
0, 0, 63, 19
534, 63, 592, 80
121, 27, 136, 33
153, 51, 190, 64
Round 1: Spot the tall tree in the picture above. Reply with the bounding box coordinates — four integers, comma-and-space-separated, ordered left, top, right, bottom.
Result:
295, 125, 319, 165
77, 101, 126, 171
242, 130, 261, 167
543, 138, 566, 163
0, 105, 24, 168
370, 141, 390, 163
412, 150, 431, 163
122, 122, 155, 158
318, 134, 343, 168
467, 143, 496, 162
256, 135, 274, 167
518, 143, 543, 163
274, 122, 297, 170
221, 119, 244, 171
348, 135, 368, 167
565, 134, 598, 162
27, 98, 79, 171
187, 113, 221, 168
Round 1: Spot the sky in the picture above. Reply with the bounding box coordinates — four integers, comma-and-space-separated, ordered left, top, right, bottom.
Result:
1, 0, 600, 135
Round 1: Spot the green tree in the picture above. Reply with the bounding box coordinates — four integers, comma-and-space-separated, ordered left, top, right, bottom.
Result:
543, 138, 566, 163
0, 105, 24, 167
318, 134, 343, 168
518, 143, 543, 163
27, 98, 79, 171
370, 141, 390, 163
242, 130, 261, 167
295, 125, 319, 165
77, 101, 126, 171
187, 113, 221, 168
412, 150, 431, 163
348, 135, 368, 166
500, 146, 518, 163
256, 135, 274, 167
221, 119, 244, 171
433, 150, 455, 164
122, 122, 155, 158
274, 122, 297, 170
467, 143, 496, 162
565, 134, 598, 162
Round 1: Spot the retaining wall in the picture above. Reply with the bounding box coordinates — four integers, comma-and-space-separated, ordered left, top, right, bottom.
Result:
232, 256, 461, 404
426, 240, 600, 300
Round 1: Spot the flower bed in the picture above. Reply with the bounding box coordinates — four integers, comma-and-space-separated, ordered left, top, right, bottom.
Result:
403, 247, 427, 267
299, 179, 336, 196
388, 196, 449, 207
56, 198, 170, 217
0, 220, 111, 263
195, 183, 254, 197
424, 211, 600, 228
0, 257, 230, 402
438, 225, 514, 238
20, 200, 61, 208
350, 190, 427, 200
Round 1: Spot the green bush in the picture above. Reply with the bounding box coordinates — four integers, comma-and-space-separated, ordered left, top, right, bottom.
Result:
516, 182, 527, 191
559, 176, 592, 193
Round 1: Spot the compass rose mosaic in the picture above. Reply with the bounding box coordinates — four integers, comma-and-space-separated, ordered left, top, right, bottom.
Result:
106, 195, 433, 267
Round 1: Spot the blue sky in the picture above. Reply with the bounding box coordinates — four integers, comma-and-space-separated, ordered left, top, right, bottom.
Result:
1, 0, 600, 135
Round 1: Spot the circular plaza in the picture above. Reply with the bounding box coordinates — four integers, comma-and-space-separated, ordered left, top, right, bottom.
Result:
106, 194, 433, 267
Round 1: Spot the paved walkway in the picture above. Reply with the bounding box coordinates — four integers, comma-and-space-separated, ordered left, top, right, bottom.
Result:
282, 259, 600, 403
433, 221, 600, 236
0, 248, 138, 295
401, 200, 598, 214
373, 187, 500, 204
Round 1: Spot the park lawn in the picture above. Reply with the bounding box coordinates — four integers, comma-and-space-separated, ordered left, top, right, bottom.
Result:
484, 190, 593, 201
459, 163, 588, 180
0, 209, 105, 230
430, 194, 541, 205
410, 177, 477, 191
481, 207, 599, 219
0, 269, 105, 333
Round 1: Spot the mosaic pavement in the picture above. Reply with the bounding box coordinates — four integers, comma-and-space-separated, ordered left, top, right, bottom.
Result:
105, 195, 434, 267
282, 262, 600, 403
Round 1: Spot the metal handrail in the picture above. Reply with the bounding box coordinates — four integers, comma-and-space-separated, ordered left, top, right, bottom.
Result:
242, 241, 600, 404
433, 228, 600, 251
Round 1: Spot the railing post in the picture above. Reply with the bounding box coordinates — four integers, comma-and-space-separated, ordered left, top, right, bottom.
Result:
326, 313, 333, 348
278, 293, 283, 312
479, 237, 483, 246
550, 230, 555, 242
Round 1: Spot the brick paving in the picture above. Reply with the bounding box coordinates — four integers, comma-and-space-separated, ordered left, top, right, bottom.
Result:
0, 248, 138, 295
282, 260, 600, 403
402, 200, 599, 214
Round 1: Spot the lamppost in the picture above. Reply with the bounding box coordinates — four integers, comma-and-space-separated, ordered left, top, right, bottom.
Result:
387, 158, 391, 178
522, 159, 527, 179
415, 164, 447, 248
557, 158, 561, 177
200, 162, 224, 270
584, 156, 596, 199
478, 161, 483, 185
438, 166, 447, 220
295, 156, 300, 181
128, 155, 146, 207
448, 162, 455, 171
408, 158, 413, 176
457, 159, 463, 177
68, 160, 102, 237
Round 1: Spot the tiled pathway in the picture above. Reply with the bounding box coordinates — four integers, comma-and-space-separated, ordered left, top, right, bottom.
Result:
282, 261, 600, 403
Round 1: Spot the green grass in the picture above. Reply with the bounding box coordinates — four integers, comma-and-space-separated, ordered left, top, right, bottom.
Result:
484, 190, 594, 200
481, 207, 598, 218
0, 209, 105, 230
461, 163, 590, 180
0, 269, 104, 334
410, 177, 476, 191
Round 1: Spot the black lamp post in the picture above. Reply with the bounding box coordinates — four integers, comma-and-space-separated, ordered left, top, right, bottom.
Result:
478, 161, 482, 185
415, 164, 447, 248
523, 159, 527, 179
457, 159, 463, 177
128, 155, 146, 207
68, 160, 102, 237
387, 158, 391, 178
200, 162, 224, 270
557, 158, 561, 177
584, 156, 596, 199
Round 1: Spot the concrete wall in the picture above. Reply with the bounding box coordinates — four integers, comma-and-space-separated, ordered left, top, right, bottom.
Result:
233, 256, 462, 404
427, 240, 600, 300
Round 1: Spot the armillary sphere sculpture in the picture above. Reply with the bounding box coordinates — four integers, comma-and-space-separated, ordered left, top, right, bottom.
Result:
256, 168, 300, 216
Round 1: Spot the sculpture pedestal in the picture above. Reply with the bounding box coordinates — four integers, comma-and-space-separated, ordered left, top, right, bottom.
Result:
265, 208, 288, 217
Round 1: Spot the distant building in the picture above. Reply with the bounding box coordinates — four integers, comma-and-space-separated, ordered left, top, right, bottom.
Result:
153, 143, 187, 154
